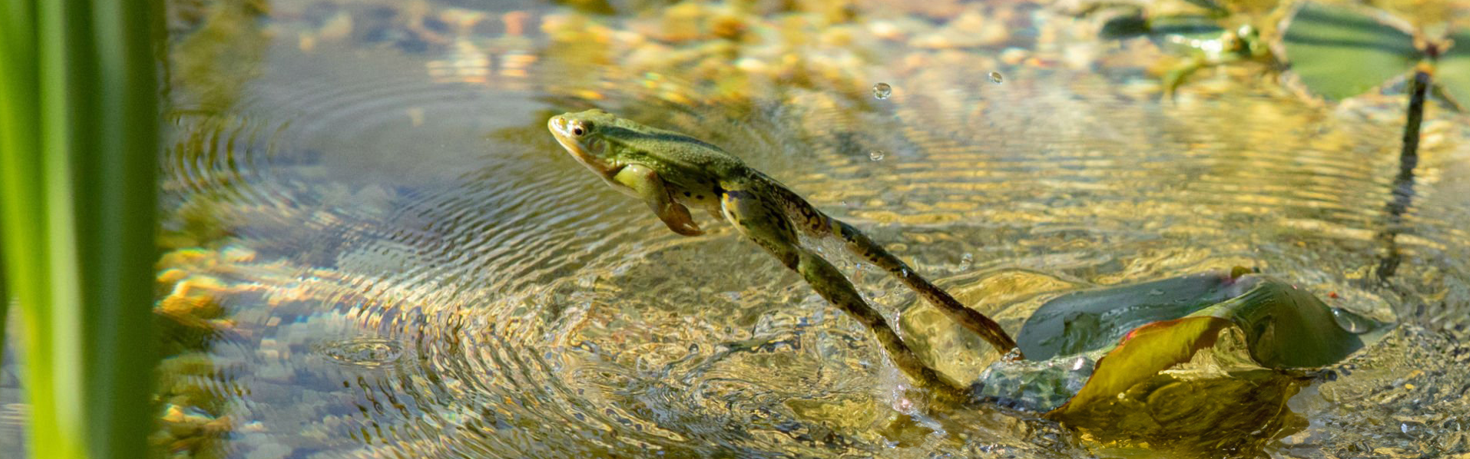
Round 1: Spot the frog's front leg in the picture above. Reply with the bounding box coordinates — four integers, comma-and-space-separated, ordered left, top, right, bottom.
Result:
1161, 54, 1207, 98
719, 190, 964, 399
613, 164, 703, 236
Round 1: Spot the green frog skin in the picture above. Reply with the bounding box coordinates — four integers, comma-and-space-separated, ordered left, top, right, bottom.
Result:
549, 109, 1018, 397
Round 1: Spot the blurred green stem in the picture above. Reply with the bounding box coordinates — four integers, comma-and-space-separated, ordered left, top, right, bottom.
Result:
0, 0, 160, 457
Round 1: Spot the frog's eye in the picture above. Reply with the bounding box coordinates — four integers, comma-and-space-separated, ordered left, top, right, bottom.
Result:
570, 120, 593, 137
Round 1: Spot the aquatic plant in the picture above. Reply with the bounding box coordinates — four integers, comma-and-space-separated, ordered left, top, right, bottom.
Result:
1278, 1, 1470, 106
977, 268, 1389, 452
0, 0, 161, 457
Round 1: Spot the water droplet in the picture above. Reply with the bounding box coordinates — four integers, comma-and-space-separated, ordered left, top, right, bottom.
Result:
988, 71, 1003, 84
872, 82, 892, 99
1331, 307, 1378, 334
869, 150, 885, 161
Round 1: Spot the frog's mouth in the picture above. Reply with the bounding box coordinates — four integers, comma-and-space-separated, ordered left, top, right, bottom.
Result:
548, 116, 616, 177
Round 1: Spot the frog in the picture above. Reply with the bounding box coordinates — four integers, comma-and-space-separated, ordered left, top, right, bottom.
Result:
548, 109, 1018, 398
1084, 0, 1276, 96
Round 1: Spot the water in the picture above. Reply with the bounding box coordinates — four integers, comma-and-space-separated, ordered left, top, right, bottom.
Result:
6, 0, 1470, 457
874, 82, 893, 100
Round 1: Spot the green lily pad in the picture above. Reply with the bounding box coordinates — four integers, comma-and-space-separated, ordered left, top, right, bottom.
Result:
1279, 1, 1421, 100
1436, 29, 1470, 108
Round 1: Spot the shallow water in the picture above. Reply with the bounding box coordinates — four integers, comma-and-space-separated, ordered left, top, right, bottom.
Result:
7, 0, 1470, 457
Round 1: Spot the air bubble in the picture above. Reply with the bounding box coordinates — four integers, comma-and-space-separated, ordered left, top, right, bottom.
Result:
872, 82, 892, 99
869, 150, 886, 161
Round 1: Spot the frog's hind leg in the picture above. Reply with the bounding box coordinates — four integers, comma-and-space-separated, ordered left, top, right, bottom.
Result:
719, 190, 964, 398
823, 218, 1018, 356
768, 187, 1018, 356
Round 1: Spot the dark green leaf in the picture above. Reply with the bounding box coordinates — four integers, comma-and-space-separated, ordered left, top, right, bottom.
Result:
1193, 276, 1388, 368
0, 0, 160, 456
1016, 269, 1246, 360
1015, 271, 1388, 420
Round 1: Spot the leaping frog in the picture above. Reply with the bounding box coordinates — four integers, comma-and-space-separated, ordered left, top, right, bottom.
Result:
548, 109, 1017, 398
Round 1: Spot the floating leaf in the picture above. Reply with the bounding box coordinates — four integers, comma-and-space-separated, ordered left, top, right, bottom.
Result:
1015, 269, 1247, 361
998, 271, 1392, 450
993, 270, 1388, 415
1054, 315, 1234, 416
1048, 273, 1388, 410
1436, 29, 1470, 108
1279, 1, 1420, 100
1192, 276, 1387, 368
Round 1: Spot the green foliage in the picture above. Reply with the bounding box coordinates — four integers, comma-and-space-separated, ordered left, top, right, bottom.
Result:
1015, 269, 1387, 415
1436, 29, 1470, 108
1015, 270, 1243, 361
1, 243, 7, 355
1021, 270, 1389, 450
1194, 276, 1385, 368
1279, 2, 1421, 100
1056, 315, 1234, 417
0, 0, 161, 457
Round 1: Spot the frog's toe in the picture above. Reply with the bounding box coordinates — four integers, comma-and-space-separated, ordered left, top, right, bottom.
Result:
666, 220, 704, 236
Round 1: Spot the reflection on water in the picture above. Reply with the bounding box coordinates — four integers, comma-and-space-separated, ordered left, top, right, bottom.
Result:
6, 0, 1470, 457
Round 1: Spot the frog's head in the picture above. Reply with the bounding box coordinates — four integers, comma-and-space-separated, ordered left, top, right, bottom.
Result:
549, 109, 620, 177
